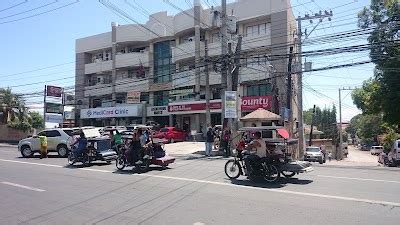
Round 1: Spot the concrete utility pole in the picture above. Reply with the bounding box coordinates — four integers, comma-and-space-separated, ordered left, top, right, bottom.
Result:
227, 42, 233, 129
232, 36, 242, 132
296, 10, 333, 159
220, 0, 227, 127
309, 104, 316, 146
338, 87, 354, 160
204, 40, 211, 127
111, 22, 118, 126
194, 0, 201, 132
287, 46, 294, 136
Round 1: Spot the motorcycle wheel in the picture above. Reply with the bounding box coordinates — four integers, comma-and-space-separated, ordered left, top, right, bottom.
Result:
82, 155, 90, 167
281, 171, 296, 178
263, 164, 280, 183
137, 159, 150, 173
68, 153, 75, 165
116, 156, 126, 170
224, 160, 241, 179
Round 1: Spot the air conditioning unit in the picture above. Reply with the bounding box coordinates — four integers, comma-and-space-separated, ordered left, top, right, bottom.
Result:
188, 37, 194, 42
140, 49, 146, 53
96, 76, 104, 85
105, 53, 110, 61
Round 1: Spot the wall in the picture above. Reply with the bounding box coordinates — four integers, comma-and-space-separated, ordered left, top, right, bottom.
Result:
0, 125, 31, 143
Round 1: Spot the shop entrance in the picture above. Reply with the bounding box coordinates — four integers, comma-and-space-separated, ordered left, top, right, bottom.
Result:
182, 116, 190, 134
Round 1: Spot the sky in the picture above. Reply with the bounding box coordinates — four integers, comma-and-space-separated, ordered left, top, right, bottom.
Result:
0, 0, 374, 123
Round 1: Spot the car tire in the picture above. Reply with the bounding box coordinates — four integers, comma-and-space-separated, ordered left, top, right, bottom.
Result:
319, 159, 323, 164
57, 144, 68, 158
21, 145, 33, 158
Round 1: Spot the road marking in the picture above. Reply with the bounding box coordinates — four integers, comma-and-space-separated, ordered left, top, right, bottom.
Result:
317, 175, 400, 184
1, 181, 45, 192
1, 158, 400, 207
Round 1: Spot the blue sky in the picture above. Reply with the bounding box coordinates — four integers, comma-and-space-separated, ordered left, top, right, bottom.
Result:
0, 0, 373, 122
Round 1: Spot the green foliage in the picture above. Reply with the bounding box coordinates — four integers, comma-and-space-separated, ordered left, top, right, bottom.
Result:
28, 112, 44, 129
304, 105, 338, 141
381, 128, 400, 151
8, 120, 31, 132
356, 1, 400, 124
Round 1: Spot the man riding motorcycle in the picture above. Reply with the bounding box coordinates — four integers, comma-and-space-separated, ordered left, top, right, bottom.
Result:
71, 132, 88, 157
243, 131, 267, 176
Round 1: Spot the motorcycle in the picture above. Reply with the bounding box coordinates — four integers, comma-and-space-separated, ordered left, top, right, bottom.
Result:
224, 149, 280, 182
115, 144, 150, 173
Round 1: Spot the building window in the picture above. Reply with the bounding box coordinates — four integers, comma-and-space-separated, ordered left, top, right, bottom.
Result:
154, 41, 174, 83
247, 84, 272, 96
154, 91, 169, 106
140, 92, 149, 103
211, 32, 220, 43
116, 93, 126, 105
246, 23, 269, 37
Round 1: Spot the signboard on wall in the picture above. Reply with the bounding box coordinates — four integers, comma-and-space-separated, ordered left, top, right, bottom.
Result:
147, 106, 169, 117
45, 102, 63, 114
168, 100, 222, 113
127, 91, 141, 104
45, 113, 63, 123
80, 105, 142, 119
241, 96, 273, 111
225, 91, 237, 118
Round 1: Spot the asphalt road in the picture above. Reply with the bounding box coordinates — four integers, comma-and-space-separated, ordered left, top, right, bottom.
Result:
1, 144, 400, 225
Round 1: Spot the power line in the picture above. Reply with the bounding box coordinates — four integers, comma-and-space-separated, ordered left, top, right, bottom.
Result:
0, 0, 58, 20
0, 0, 28, 13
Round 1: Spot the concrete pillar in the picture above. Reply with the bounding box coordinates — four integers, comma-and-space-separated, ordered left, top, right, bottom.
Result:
169, 115, 173, 126
141, 102, 147, 124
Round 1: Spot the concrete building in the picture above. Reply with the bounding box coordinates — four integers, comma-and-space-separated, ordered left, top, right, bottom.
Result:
75, 0, 298, 134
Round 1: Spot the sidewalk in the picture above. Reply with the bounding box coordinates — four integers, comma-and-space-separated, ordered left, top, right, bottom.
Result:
164, 141, 223, 156
0, 143, 18, 148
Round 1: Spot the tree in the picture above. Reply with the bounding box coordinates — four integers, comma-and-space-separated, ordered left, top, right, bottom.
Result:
28, 112, 44, 129
357, 1, 400, 124
0, 88, 31, 131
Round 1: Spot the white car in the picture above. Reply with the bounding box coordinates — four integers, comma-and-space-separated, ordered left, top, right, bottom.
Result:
18, 128, 73, 158
388, 140, 400, 166
304, 146, 325, 164
370, 146, 384, 155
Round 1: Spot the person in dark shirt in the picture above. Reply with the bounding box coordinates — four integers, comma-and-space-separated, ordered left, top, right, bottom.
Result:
205, 127, 214, 156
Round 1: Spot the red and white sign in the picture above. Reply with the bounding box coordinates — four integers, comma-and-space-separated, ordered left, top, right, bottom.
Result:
168, 100, 222, 113
46, 85, 62, 97
241, 96, 273, 110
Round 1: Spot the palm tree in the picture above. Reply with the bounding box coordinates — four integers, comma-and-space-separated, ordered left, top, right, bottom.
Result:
0, 88, 26, 124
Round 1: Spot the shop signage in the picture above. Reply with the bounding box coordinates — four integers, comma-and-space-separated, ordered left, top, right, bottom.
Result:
45, 102, 63, 114
225, 91, 237, 118
80, 105, 142, 119
168, 100, 222, 113
147, 106, 169, 117
46, 85, 62, 97
127, 91, 141, 104
241, 96, 273, 110
45, 113, 63, 123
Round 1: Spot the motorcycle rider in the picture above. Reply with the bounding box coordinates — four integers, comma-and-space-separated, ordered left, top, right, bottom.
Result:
71, 132, 87, 157
244, 131, 267, 176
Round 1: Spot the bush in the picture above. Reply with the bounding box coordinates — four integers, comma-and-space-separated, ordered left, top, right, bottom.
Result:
8, 120, 32, 132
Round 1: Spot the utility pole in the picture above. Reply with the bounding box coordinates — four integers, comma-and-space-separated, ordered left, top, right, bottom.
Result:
194, 0, 201, 132
296, 10, 333, 159
43, 85, 47, 128
227, 42, 233, 129
204, 40, 211, 127
232, 36, 242, 132
287, 46, 294, 135
338, 87, 354, 160
220, 0, 227, 127
111, 22, 118, 126
309, 104, 316, 146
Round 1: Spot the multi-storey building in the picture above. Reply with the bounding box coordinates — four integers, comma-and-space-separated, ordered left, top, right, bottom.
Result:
75, 0, 297, 133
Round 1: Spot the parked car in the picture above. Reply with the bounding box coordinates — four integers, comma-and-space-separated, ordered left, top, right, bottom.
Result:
18, 128, 73, 158
370, 146, 384, 155
152, 127, 187, 143
304, 146, 325, 164
360, 144, 371, 151
388, 139, 400, 167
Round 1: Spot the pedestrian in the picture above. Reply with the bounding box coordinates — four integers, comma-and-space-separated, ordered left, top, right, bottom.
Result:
222, 128, 231, 157
205, 127, 214, 156
39, 134, 48, 159
328, 152, 332, 162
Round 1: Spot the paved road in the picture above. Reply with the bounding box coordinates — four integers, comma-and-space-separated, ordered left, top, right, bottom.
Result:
1, 145, 400, 225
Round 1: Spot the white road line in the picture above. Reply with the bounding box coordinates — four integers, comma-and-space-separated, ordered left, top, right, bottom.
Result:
317, 175, 400, 184
1, 181, 45, 192
1, 158, 400, 207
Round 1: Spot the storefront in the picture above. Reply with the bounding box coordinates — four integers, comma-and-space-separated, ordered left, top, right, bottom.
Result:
80, 105, 144, 126
168, 100, 222, 133
146, 106, 169, 127
240, 95, 273, 116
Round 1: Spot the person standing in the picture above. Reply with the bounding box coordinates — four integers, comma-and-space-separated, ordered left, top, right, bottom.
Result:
328, 152, 333, 162
205, 127, 214, 157
39, 135, 48, 159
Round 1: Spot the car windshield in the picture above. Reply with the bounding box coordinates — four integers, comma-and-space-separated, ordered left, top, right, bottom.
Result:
306, 147, 320, 152
160, 128, 169, 132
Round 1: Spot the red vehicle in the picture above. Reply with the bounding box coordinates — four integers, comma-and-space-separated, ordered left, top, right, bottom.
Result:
153, 127, 186, 143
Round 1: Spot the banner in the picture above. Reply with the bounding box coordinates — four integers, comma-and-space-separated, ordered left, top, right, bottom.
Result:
241, 96, 273, 110
45, 102, 63, 114
225, 91, 237, 118
127, 91, 141, 104
45, 113, 63, 123
147, 106, 169, 117
46, 85, 62, 97
168, 100, 222, 113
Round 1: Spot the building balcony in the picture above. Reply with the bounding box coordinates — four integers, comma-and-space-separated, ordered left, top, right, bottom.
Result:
207, 41, 222, 57
84, 60, 112, 74
239, 65, 271, 83
171, 41, 205, 63
116, 52, 149, 68
242, 33, 271, 51
84, 78, 149, 97
172, 70, 205, 89
84, 83, 112, 97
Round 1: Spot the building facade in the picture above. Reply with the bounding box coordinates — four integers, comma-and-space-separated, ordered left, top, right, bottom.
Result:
75, 0, 298, 133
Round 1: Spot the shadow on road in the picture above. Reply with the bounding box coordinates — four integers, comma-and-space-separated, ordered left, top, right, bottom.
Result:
63, 162, 112, 169
18, 154, 64, 159
112, 166, 171, 175
229, 177, 313, 189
